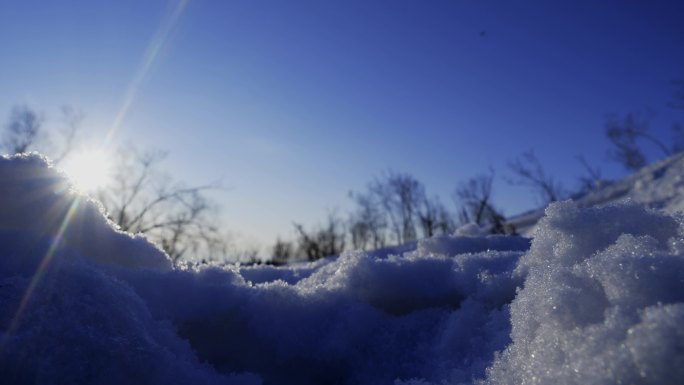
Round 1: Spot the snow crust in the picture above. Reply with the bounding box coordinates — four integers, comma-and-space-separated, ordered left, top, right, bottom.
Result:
0, 154, 682, 385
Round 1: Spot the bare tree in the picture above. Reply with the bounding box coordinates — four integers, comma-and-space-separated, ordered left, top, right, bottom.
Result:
369, 171, 425, 244
418, 195, 454, 238
3, 105, 44, 154
349, 171, 449, 246
348, 190, 386, 250
604, 112, 671, 171
2, 105, 229, 263
293, 212, 346, 261
2, 105, 82, 165
271, 238, 294, 266
507, 150, 564, 204
455, 172, 495, 225
576, 155, 603, 193
96, 146, 225, 263
348, 218, 371, 251
605, 80, 684, 170
455, 171, 510, 234
52, 106, 83, 164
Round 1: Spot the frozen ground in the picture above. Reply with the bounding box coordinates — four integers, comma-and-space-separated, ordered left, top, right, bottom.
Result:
0, 153, 683, 384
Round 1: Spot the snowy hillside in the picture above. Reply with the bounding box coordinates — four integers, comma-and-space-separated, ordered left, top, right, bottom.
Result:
1, 154, 683, 385
509, 151, 684, 235
577, 151, 684, 211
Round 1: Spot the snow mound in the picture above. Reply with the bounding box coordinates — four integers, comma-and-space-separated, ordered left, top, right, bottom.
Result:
0, 154, 682, 385
0, 154, 256, 384
486, 201, 684, 385
0, 153, 172, 271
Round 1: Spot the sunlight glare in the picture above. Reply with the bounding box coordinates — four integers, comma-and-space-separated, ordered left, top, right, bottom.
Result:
61, 149, 112, 193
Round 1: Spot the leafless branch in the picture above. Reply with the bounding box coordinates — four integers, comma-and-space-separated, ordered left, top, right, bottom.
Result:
454, 170, 510, 234
52, 106, 83, 164
576, 155, 603, 192
97, 145, 224, 262
3, 105, 43, 154
605, 112, 670, 171
507, 150, 564, 204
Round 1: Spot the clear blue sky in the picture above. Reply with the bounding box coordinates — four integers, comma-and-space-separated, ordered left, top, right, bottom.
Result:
1, 0, 683, 249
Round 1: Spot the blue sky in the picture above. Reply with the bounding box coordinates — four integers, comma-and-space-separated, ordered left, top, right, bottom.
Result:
1, 0, 683, 248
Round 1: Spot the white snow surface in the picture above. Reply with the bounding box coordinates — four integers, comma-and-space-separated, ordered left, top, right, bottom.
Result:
0, 153, 683, 385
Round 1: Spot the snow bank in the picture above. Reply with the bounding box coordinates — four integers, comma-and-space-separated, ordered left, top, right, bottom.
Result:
486, 201, 684, 385
0, 154, 682, 385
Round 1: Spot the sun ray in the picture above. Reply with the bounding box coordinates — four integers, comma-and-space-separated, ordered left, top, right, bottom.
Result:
0, 198, 81, 353
104, 0, 189, 145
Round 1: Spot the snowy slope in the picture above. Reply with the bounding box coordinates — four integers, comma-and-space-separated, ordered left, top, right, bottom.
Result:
509, 151, 684, 235
577, 151, 684, 212
0, 154, 683, 385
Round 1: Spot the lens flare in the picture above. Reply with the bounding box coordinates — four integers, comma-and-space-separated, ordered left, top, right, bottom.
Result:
60, 149, 112, 193
1, 198, 81, 353
105, 0, 189, 144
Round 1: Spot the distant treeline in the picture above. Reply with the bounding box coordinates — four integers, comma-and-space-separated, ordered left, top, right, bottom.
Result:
263, 78, 684, 264
264, 169, 516, 265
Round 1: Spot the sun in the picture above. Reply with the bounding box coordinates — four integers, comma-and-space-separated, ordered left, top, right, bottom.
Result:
61, 149, 112, 193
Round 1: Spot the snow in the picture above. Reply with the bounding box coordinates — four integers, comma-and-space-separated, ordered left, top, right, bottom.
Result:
508, 151, 684, 236
486, 201, 684, 385
1, 153, 683, 384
